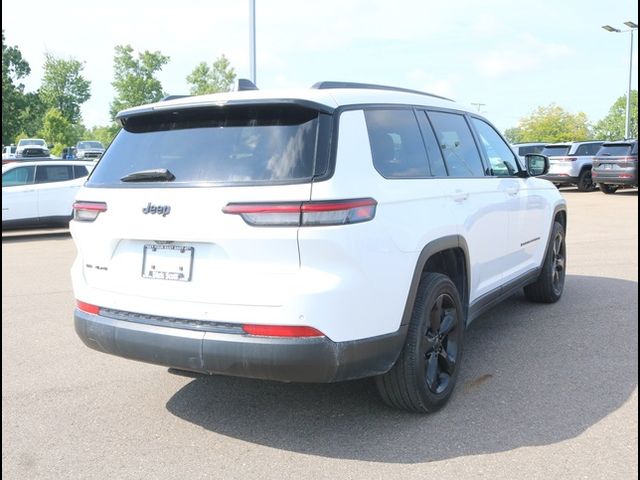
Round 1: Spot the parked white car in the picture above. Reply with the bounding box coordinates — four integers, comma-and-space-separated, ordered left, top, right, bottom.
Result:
15, 138, 51, 158
71, 80, 567, 413
2, 160, 95, 229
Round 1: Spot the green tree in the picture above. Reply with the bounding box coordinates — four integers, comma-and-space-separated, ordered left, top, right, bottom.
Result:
593, 91, 638, 140
38, 108, 80, 156
17, 92, 47, 139
505, 104, 592, 143
503, 127, 524, 144
87, 124, 120, 147
40, 53, 91, 124
110, 45, 170, 119
2, 30, 31, 145
186, 55, 236, 95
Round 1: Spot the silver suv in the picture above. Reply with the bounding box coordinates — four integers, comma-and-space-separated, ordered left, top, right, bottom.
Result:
541, 141, 604, 191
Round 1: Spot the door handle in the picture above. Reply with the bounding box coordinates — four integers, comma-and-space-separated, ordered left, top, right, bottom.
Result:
452, 190, 469, 202
505, 186, 519, 196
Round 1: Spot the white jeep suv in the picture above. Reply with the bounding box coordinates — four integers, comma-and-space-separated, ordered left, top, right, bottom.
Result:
71, 81, 567, 413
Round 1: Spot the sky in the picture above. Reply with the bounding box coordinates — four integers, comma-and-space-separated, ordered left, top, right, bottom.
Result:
2, 0, 638, 133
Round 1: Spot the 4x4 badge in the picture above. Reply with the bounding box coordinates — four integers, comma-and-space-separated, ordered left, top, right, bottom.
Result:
142, 203, 171, 217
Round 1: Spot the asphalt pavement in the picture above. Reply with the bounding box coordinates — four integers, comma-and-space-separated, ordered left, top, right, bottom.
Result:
2, 188, 637, 479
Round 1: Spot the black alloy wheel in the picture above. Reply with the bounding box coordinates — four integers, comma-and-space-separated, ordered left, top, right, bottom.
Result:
422, 293, 459, 394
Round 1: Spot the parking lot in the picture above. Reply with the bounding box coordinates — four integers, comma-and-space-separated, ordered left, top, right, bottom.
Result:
2, 189, 637, 480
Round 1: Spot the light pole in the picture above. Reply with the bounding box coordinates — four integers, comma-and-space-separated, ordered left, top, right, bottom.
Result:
249, 0, 257, 84
602, 21, 638, 139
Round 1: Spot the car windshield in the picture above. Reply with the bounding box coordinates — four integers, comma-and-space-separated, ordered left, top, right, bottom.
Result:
77, 141, 104, 149
18, 139, 46, 147
541, 146, 570, 157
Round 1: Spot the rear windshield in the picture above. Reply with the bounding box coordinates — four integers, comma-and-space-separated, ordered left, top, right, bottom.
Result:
541, 146, 570, 157
596, 144, 634, 156
516, 145, 545, 155
87, 105, 322, 187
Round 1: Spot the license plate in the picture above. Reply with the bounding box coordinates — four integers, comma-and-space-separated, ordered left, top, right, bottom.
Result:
603, 164, 613, 169
142, 244, 194, 281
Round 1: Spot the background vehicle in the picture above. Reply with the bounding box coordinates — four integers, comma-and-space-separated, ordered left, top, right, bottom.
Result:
15, 138, 51, 158
2, 160, 94, 229
71, 81, 566, 413
541, 140, 604, 191
75, 141, 105, 160
592, 139, 638, 194
511, 142, 546, 158
2, 145, 17, 159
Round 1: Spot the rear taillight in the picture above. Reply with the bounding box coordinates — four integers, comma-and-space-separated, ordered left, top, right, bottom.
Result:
76, 300, 100, 315
73, 201, 107, 222
223, 198, 377, 227
242, 324, 325, 337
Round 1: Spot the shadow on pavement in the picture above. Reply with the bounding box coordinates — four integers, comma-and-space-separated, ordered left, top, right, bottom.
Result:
166, 274, 637, 463
1, 230, 70, 243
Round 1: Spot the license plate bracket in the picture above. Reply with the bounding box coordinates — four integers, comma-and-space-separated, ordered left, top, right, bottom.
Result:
142, 244, 194, 281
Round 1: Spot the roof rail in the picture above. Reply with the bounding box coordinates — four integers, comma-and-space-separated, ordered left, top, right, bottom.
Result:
311, 81, 454, 101
234, 78, 259, 91
161, 95, 191, 102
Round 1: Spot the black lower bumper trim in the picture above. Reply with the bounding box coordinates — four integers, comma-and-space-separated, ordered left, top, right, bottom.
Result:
74, 309, 407, 383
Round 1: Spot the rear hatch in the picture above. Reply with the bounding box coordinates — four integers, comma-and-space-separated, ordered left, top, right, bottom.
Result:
593, 142, 638, 170
71, 104, 332, 309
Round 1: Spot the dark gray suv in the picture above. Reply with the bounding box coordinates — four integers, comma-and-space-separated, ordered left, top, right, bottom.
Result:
592, 139, 638, 194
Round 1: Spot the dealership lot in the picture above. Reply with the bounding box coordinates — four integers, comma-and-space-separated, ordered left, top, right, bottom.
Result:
2, 189, 637, 479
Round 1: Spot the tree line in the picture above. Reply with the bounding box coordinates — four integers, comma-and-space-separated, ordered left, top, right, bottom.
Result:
2, 30, 236, 155
2, 29, 637, 154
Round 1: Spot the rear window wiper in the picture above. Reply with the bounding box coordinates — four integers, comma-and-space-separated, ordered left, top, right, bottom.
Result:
120, 168, 175, 182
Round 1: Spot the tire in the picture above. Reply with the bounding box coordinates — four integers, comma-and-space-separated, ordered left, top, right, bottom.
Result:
524, 222, 566, 303
375, 272, 464, 413
599, 184, 619, 194
576, 169, 595, 192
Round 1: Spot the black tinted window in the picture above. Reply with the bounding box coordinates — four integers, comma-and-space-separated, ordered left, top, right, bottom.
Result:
73, 165, 89, 178
417, 112, 447, 176
596, 144, 633, 156
541, 146, 570, 157
2, 166, 35, 186
364, 109, 429, 178
428, 112, 485, 177
88, 105, 320, 186
471, 118, 519, 176
517, 145, 545, 155
574, 143, 603, 156
35, 165, 73, 183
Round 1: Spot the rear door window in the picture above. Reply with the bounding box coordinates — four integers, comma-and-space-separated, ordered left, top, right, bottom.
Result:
87, 105, 323, 186
574, 143, 603, 156
73, 165, 90, 178
428, 111, 485, 177
35, 165, 73, 184
364, 109, 430, 178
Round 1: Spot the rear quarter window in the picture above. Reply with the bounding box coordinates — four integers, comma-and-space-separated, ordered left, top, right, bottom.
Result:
87, 105, 324, 187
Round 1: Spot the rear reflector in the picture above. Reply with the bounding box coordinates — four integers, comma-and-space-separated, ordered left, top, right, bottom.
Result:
242, 324, 325, 337
76, 300, 100, 315
73, 201, 107, 222
223, 198, 377, 227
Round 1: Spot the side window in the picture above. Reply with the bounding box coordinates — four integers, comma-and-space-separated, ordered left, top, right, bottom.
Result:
471, 117, 520, 176
2, 166, 36, 187
35, 165, 73, 184
575, 143, 601, 156
364, 109, 430, 178
73, 165, 89, 178
417, 112, 448, 176
428, 111, 485, 177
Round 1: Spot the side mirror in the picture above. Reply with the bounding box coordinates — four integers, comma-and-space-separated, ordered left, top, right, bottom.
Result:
524, 154, 549, 176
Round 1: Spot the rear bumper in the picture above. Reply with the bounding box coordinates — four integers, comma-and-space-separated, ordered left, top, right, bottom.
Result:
541, 174, 579, 184
592, 170, 638, 186
74, 309, 407, 383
